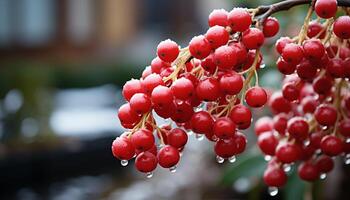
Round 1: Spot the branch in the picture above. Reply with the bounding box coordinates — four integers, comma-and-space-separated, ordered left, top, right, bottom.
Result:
255, 0, 350, 24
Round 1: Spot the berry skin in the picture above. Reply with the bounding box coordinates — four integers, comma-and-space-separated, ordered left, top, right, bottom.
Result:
315, 155, 334, 173
303, 39, 325, 60
275, 37, 293, 54
201, 53, 217, 74
258, 131, 279, 156
122, 79, 143, 101
307, 21, 326, 39
269, 92, 292, 114
205, 26, 229, 49
301, 96, 318, 113
315, 0, 337, 19
255, 117, 274, 136
273, 114, 288, 135
112, 137, 135, 160
263, 17, 279, 37
263, 166, 287, 187
228, 8, 252, 32
229, 104, 252, 129
229, 42, 248, 65
242, 28, 265, 49
215, 137, 237, 158
232, 132, 247, 154
276, 57, 296, 75
190, 111, 214, 134
333, 16, 350, 39
312, 76, 333, 95
338, 119, 350, 137
171, 77, 194, 100
245, 86, 267, 108
118, 103, 141, 125
189, 35, 212, 59
208, 9, 228, 27
219, 72, 243, 95
214, 45, 238, 69
275, 143, 301, 163
320, 135, 343, 156
151, 85, 174, 108
326, 58, 345, 78
282, 82, 299, 101
142, 73, 164, 95
131, 129, 155, 151
157, 145, 180, 168
281, 43, 304, 65
196, 78, 221, 101
151, 57, 170, 74
298, 162, 320, 182
213, 117, 236, 139
310, 131, 325, 149
129, 93, 152, 114
168, 128, 188, 148
142, 66, 152, 79
314, 104, 337, 126
171, 100, 194, 123
157, 39, 179, 63
296, 59, 318, 80
135, 152, 158, 173
287, 117, 309, 141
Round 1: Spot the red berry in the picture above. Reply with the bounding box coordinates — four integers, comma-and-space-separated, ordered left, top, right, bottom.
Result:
229, 42, 248, 65
263, 166, 287, 187
307, 21, 326, 39
315, 155, 334, 173
310, 131, 325, 149
118, 103, 141, 125
338, 119, 350, 137
273, 114, 288, 135
214, 45, 238, 69
112, 137, 135, 160
298, 161, 320, 182
281, 43, 304, 65
275, 37, 293, 54
258, 131, 278, 156
263, 17, 279, 37
242, 28, 265, 49
303, 39, 325, 60
171, 77, 194, 100
205, 25, 229, 49
213, 117, 236, 139
245, 86, 267, 107
168, 128, 188, 148
333, 16, 350, 39
190, 111, 214, 134
255, 117, 273, 136
151, 85, 174, 108
301, 96, 319, 113
326, 58, 345, 78
232, 132, 247, 154
296, 59, 318, 80
201, 53, 217, 74
131, 129, 155, 151
229, 104, 252, 129
275, 143, 301, 163
208, 9, 228, 27
142, 73, 164, 95
122, 79, 143, 101
142, 66, 152, 79
315, 0, 337, 19
129, 93, 152, 114
320, 135, 343, 156
157, 39, 179, 63
219, 72, 243, 95
158, 145, 180, 168
196, 77, 221, 101
314, 104, 338, 126
282, 82, 299, 101
151, 57, 170, 74
228, 8, 252, 32
312, 75, 333, 95
276, 57, 296, 75
171, 100, 194, 123
287, 117, 309, 141
215, 137, 237, 158
189, 35, 212, 59
269, 92, 292, 114
135, 151, 158, 173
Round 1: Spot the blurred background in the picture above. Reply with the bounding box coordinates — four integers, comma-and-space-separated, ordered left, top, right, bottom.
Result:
0, 0, 349, 199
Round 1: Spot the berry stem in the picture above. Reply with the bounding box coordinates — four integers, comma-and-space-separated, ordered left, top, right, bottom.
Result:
297, 2, 314, 45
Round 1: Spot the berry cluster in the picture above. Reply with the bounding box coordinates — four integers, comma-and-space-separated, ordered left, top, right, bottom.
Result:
112, 7, 278, 178
256, 0, 350, 195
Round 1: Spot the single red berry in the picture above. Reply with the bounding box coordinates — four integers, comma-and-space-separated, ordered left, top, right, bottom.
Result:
170, 100, 194, 123
296, 59, 318, 80
118, 103, 141, 125
208, 9, 228, 27
214, 45, 238, 69
228, 8, 252, 32
275, 37, 293, 54
326, 58, 345, 78
171, 77, 194, 100
189, 35, 212, 59
131, 129, 155, 151
320, 135, 343, 156
135, 151, 158, 173
129, 93, 152, 114
287, 117, 309, 141
303, 39, 325, 60
205, 25, 229, 49
315, 0, 337, 19
167, 128, 188, 149
338, 119, 350, 137
142, 66, 152, 79
219, 72, 243, 95
315, 155, 334, 173
213, 117, 236, 139
307, 21, 326, 39
151, 57, 170, 74
263, 17, 279, 37
136, 144, 158, 156
142, 73, 164, 95
310, 131, 325, 149
190, 111, 214, 134
269, 92, 292, 114
196, 77, 221, 101
275, 143, 301, 163
215, 137, 237, 158
276, 57, 296, 75
263, 166, 287, 187
258, 131, 278, 156
122, 79, 143, 101
158, 145, 180, 168
229, 104, 252, 129
314, 104, 338, 126
312, 75, 333, 95
301, 96, 319, 113
298, 161, 320, 182
245, 86, 267, 107
153, 102, 175, 119
157, 39, 179, 63
112, 136, 135, 160
151, 85, 174, 108
282, 82, 299, 101
255, 117, 273, 136
201, 53, 217, 74
242, 28, 265, 49
273, 114, 288, 135
232, 132, 247, 154
333, 16, 350, 39
281, 43, 304, 65
229, 42, 248, 65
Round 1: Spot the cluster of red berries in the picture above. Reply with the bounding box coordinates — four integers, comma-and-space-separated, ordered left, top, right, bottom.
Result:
256, 0, 350, 196
112, 7, 279, 178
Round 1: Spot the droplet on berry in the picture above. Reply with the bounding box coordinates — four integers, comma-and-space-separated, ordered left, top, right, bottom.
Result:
303, 140, 310, 146
146, 172, 153, 178
169, 165, 177, 173
228, 155, 236, 163
268, 186, 278, 196
216, 155, 225, 164
264, 155, 272, 161
346, 138, 350, 143
320, 173, 327, 179
283, 164, 291, 172
121, 159, 128, 167
345, 154, 350, 165
195, 134, 204, 141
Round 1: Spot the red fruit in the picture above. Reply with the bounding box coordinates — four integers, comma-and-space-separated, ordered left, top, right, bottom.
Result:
229, 104, 252, 129
136, 144, 157, 156
296, 59, 318, 80
287, 117, 309, 141
263, 166, 287, 187
190, 111, 214, 134
151, 57, 170, 74
338, 119, 350, 137
189, 35, 212, 59
255, 117, 274, 136
131, 129, 155, 151
142, 66, 152, 79
282, 43, 304, 65
310, 131, 325, 149
232, 132, 247, 154
154, 102, 175, 119
214, 45, 238, 69
112, 137, 135, 160
320, 135, 343, 156
315, 155, 334, 173
229, 42, 248, 65
171, 77, 194, 100
122, 79, 143, 101
298, 162, 320, 182
167, 128, 188, 148
269, 92, 292, 114
312, 75, 333, 95
282, 82, 299, 101
158, 145, 180, 168
301, 96, 318, 113
314, 104, 337, 126
151, 85, 174, 108
258, 131, 278, 156
315, 0, 337, 19
275, 37, 293, 54
196, 78, 221, 101
208, 9, 228, 27
303, 39, 325, 60
307, 21, 326, 39
276, 57, 296, 75
142, 73, 164, 95
215, 137, 237, 158
205, 26, 229, 49
275, 143, 301, 163
201, 53, 217, 74
118, 103, 141, 125
219, 72, 243, 95
333, 16, 350, 39
245, 86, 267, 107
263, 17, 279, 37
129, 93, 152, 114
326, 58, 345, 78
171, 100, 194, 123
157, 39, 179, 63
273, 114, 288, 135
228, 8, 252, 32
242, 28, 265, 49
135, 152, 158, 173
213, 117, 236, 139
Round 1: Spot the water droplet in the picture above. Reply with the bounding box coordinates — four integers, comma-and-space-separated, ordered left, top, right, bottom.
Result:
195, 107, 203, 112
120, 160, 128, 167
346, 138, 350, 143
283, 164, 291, 172
260, 64, 266, 69
264, 155, 272, 161
321, 126, 328, 130
195, 134, 204, 141
303, 139, 310, 146
187, 130, 193, 136
320, 173, 327, 179
316, 149, 322, 154
216, 155, 225, 164
228, 155, 236, 163
146, 172, 153, 178
268, 186, 278, 196
169, 165, 177, 173
344, 154, 350, 165
158, 144, 164, 148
